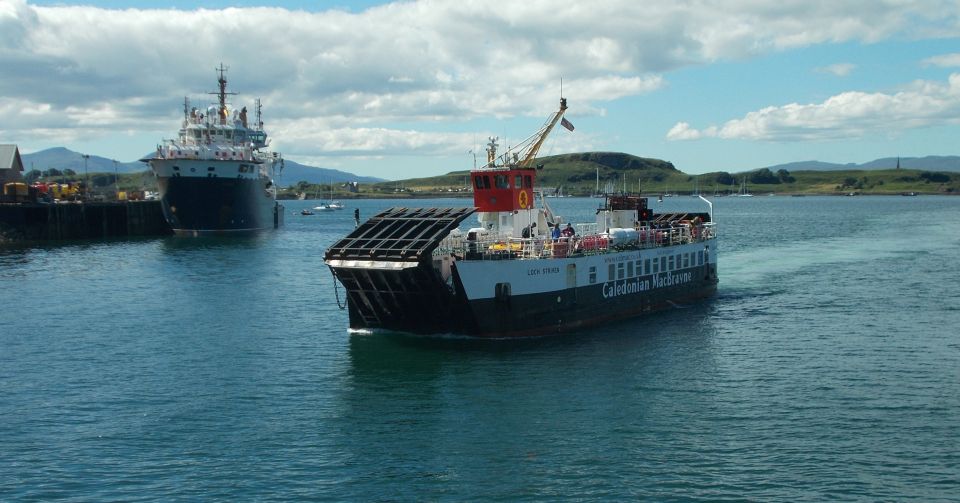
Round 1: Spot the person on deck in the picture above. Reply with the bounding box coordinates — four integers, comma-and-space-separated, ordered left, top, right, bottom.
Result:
561, 223, 575, 238
551, 223, 562, 240
521, 222, 536, 239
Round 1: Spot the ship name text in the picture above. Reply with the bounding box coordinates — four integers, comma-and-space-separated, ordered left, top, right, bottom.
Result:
602, 271, 694, 299
528, 266, 561, 276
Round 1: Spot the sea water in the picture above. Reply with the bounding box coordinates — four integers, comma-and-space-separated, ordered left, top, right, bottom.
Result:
1, 196, 958, 501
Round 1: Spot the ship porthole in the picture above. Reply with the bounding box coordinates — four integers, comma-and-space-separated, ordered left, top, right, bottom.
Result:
557, 296, 561, 303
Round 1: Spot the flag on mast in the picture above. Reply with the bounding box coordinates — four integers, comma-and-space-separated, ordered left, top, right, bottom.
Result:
561, 117, 575, 131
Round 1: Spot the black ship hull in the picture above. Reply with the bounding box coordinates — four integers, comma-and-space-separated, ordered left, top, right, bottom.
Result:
156, 175, 282, 235
337, 260, 717, 338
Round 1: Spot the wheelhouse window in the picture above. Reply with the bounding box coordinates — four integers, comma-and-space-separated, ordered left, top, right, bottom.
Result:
514, 174, 522, 188
495, 174, 509, 189
524, 175, 532, 188
474, 176, 491, 190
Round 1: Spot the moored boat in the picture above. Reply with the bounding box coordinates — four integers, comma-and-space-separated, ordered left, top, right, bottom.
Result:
143, 64, 284, 235
324, 98, 718, 337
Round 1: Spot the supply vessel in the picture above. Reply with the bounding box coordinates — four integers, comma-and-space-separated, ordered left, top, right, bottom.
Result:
324, 98, 718, 337
144, 65, 284, 235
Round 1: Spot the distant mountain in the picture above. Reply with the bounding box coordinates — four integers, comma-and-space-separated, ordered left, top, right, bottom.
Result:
21, 147, 144, 174
20, 147, 384, 184
764, 156, 960, 173
279, 159, 384, 184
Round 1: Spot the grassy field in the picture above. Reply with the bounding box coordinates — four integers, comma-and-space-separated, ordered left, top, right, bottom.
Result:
48, 151, 958, 199
355, 152, 959, 197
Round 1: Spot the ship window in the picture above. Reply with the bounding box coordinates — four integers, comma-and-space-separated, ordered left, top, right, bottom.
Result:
644, 259, 651, 275
474, 176, 484, 190
524, 175, 532, 188
668, 255, 674, 270
653, 258, 659, 273
589, 266, 597, 284
514, 175, 522, 188
627, 261, 634, 277
225, 130, 232, 139
617, 263, 625, 279
698, 251, 704, 265
495, 174, 509, 189
660, 257, 667, 272
675, 254, 681, 269
683, 254, 689, 268
608, 264, 615, 281
192, 130, 201, 139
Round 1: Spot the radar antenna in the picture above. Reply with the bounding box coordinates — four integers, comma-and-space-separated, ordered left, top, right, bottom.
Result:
209, 63, 236, 125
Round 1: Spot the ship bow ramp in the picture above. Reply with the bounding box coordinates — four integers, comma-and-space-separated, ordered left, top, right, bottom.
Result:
324, 207, 477, 334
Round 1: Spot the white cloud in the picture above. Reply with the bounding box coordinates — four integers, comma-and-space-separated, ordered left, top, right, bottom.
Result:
666, 122, 702, 140
1, 0, 957, 163
667, 74, 960, 142
922, 53, 960, 67
816, 63, 856, 77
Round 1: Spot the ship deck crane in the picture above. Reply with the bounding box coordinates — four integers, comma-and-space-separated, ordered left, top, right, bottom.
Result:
494, 97, 568, 169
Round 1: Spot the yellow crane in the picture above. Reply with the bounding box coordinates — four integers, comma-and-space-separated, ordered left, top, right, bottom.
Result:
493, 97, 570, 169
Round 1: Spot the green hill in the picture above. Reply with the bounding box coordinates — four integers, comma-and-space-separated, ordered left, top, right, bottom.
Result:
359, 151, 959, 197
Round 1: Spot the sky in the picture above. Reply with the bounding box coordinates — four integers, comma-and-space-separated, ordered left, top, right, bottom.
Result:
3, 0, 960, 180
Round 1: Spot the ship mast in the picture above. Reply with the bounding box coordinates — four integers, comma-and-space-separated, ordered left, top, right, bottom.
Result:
210, 63, 236, 125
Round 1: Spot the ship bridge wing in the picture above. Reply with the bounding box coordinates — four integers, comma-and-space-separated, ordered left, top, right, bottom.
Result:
324, 207, 477, 266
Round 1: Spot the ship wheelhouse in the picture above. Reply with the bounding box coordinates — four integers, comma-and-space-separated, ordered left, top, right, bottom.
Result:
471, 167, 536, 213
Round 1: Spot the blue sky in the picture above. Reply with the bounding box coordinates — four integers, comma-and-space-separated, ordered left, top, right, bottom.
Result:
4, 0, 960, 179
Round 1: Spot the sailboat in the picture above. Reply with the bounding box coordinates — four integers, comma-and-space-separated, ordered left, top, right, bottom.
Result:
737, 177, 753, 197
591, 167, 604, 197
313, 184, 334, 211
327, 182, 344, 209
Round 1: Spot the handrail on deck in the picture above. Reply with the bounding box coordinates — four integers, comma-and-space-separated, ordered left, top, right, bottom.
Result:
434, 222, 717, 261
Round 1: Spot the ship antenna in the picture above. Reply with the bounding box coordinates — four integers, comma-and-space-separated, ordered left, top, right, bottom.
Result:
210, 63, 236, 125
256, 98, 263, 130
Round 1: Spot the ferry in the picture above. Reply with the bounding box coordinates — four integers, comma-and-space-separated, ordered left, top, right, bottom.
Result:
324, 98, 718, 337
144, 65, 284, 235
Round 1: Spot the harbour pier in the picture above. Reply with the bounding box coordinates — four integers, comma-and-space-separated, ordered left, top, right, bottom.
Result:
0, 201, 170, 242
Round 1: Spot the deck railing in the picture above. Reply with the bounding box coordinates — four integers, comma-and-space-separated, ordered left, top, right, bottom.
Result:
434, 222, 716, 261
